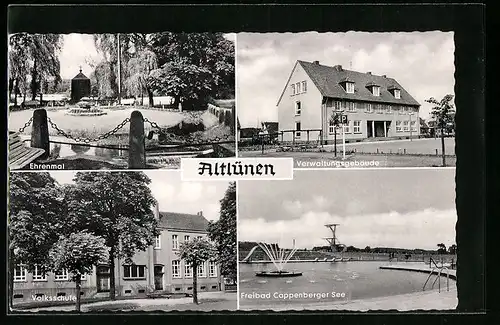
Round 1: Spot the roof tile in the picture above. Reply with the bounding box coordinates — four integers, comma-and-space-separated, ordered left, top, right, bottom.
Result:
298, 60, 420, 106
158, 211, 209, 232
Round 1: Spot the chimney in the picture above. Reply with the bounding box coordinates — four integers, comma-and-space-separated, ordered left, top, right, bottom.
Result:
382, 75, 387, 78
313, 60, 319, 65
197, 211, 203, 217
333, 65, 343, 71
367, 72, 372, 75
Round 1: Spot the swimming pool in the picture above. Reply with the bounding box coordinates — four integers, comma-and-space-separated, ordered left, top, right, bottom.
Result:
239, 261, 455, 309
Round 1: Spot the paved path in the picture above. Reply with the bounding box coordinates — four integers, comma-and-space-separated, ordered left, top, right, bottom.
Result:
17, 292, 237, 312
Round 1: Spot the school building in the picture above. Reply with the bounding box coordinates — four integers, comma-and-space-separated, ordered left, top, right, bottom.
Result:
12, 206, 224, 303
277, 60, 421, 143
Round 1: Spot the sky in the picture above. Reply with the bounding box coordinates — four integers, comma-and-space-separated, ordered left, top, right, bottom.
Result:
237, 31, 455, 126
58, 33, 236, 80
49, 171, 231, 222
238, 169, 456, 250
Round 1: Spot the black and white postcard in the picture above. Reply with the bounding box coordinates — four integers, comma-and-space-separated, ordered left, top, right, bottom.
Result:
8, 33, 236, 170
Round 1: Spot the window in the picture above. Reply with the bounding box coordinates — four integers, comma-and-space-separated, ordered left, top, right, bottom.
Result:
295, 101, 301, 116
402, 106, 409, 114
396, 121, 402, 132
328, 120, 335, 135
184, 262, 193, 278
209, 261, 217, 277
387, 105, 392, 114
302, 81, 307, 92
291, 84, 295, 96
394, 89, 401, 99
346, 101, 356, 112
376, 104, 384, 114
411, 120, 417, 131
197, 236, 203, 240
33, 265, 47, 281
353, 120, 361, 134
172, 234, 179, 249
366, 103, 373, 113
343, 121, 351, 133
14, 265, 27, 282
154, 235, 161, 249
54, 269, 69, 281
80, 274, 87, 281
345, 82, 354, 94
123, 265, 146, 279
295, 122, 301, 138
403, 120, 410, 131
184, 235, 190, 242
372, 86, 380, 96
198, 262, 207, 277
172, 260, 181, 278
296, 82, 301, 93
334, 101, 342, 111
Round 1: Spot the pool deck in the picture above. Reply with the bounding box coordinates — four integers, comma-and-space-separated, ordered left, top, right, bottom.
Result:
379, 263, 456, 280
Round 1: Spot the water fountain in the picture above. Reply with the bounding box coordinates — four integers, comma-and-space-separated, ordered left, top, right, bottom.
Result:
255, 242, 303, 277
65, 101, 107, 116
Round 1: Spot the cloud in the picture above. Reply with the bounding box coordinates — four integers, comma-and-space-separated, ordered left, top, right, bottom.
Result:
239, 208, 456, 250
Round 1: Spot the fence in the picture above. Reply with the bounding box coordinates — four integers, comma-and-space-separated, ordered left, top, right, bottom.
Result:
18, 109, 235, 169
208, 103, 235, 132
238, 129, 324, 154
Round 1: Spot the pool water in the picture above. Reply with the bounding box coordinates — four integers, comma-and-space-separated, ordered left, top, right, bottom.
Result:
239, 261, 453, 308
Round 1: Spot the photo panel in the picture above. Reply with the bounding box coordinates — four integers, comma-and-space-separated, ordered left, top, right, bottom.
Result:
237, 169, 461, 311
8, 32, 236, 171
236, 32, 456, 168
7, 170, 237, 312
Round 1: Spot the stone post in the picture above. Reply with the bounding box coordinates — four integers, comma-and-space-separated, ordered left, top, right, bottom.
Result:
128, 110, 146, 169
30, 109, 50, 159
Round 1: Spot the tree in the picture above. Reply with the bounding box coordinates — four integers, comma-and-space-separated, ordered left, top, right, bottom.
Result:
448, 244, 457, 255
425, 95, 455, 167
437, 243, 447, 254
178, 237, 217, 304
124, 50, 158, 106
149, 32, 235, 109
8, 172, 64, 309
49, 230, 108, 312
207, 182, 237, 283
65, 172, 159, 300
364, 246, 371, 253
8, 33, 62, 102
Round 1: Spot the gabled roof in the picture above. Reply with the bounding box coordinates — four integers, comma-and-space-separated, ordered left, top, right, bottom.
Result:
72, 70, 89, 80
158, 211, 209, 232
297, 60, 420, 106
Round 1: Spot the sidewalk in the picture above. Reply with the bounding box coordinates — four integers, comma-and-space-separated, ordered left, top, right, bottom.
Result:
15, 291, 237, 312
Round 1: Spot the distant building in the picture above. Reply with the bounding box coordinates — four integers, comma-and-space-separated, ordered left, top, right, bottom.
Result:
12, 208, 223, 303
71, 69, 91, 102
277, 60, 421, 143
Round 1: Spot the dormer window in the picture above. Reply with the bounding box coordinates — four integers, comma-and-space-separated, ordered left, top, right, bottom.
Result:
366, 82, 380, 97
339, 78, 355, 94
388, 85, 401, 99
346, 82, 354, 94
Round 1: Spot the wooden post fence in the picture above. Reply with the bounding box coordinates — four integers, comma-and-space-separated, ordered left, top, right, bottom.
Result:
129, 110, 146, 169
31, 109, 50, 159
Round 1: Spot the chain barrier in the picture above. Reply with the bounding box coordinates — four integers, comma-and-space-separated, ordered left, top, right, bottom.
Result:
47, 117, 131, 143
143, 117, 234, 145
18, 117, 33, 133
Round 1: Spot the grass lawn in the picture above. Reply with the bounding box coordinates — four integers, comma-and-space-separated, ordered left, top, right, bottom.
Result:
340, 137, 456, 155
239, 150, 455, 168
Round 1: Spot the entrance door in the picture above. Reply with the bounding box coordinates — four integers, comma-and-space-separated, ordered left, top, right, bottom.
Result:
96, 266, 110, 292
154, 265, 164, 291
367, 121, 373, 138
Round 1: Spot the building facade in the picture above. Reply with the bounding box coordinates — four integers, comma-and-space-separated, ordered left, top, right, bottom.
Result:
277, 60, 421, 143
12, 209, 222, 304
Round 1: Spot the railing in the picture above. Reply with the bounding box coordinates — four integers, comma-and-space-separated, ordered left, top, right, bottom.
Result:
423, 257, 451, 292
14, 108, 235, 168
